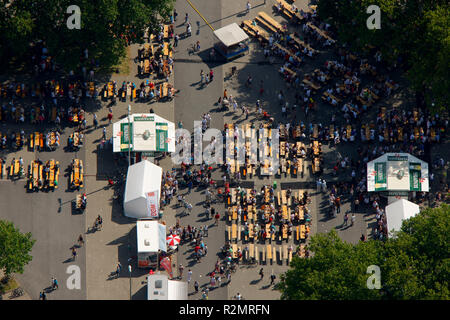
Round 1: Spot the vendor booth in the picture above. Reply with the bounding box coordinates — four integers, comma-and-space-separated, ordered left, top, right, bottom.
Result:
124, 160, 162, 219
112, 113, 175, 163
137, 220, 167, 268
385, 199, 420, 234
213, 23, 249, 60
367, 153, 429, 204
147, 273, 188, 300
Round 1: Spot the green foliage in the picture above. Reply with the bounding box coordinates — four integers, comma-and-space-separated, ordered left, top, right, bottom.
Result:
0, 0, 175, 72
279, 205, 450, 300
0, 220, 35, 276
317, 0, 449, 112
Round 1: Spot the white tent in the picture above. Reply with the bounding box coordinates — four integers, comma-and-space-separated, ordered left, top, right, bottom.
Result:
385, 199, 420, 233
124, 160, 162, 219
213, 23, 249, 47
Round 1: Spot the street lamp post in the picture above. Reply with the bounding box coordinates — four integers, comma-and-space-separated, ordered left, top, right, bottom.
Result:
128, 105, 131, 167
128, 264, 132, 300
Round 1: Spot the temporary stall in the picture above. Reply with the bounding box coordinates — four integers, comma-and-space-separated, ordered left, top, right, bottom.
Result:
137, 220, 167, 268
213, 23, 249, 60
147, 273, 188, 300
124, 160, 162, 219
367, 153, 429, 196
112, 113, 175, 158
385, 199, 420, 233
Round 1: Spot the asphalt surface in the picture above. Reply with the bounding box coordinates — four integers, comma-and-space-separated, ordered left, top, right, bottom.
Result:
0, 125, 87, 300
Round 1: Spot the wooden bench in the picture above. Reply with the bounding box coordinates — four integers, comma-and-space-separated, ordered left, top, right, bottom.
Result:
227, 226, 232, 241
300, 224, 306, 240
267, 244, 272, 264
255, 16, 278, 33
283, 245, 288, 265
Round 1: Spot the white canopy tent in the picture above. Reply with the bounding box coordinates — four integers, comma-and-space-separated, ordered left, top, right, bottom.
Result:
213, 23, 249, 47
385, 199, 420, 233
124, 160, 162, 219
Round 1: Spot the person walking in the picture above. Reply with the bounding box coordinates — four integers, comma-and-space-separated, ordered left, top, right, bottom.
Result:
77, 234, 84, 247
209, 69, 214, 82
107, 110, 113, 124
335, 196, 341, 213
40, 291, 47, 300
259, 268, 264, 280
178, 264, 184, 278
194, 280, 199, 293
246, 1, 251, 14
187, 269, 192, 284
116, 262, 122, 278
200, 70, 205, 84
93, 113, 98, 129
343, 213, 349, 226
71, 246, 77, 261
51, 277, 58, 290
214, 212, 220, 226
174, 34, 179, 47
102, 127, 107, 140
270, 273, 276, 285
351, 213, 356, 226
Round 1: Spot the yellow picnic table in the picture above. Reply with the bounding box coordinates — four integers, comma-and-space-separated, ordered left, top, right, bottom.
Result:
300, 225, 306, 239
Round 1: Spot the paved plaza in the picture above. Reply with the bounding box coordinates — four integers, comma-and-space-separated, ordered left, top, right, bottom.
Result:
0, 0, 448, 301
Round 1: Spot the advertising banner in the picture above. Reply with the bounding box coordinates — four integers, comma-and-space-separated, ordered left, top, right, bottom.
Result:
146, 191, 159, 218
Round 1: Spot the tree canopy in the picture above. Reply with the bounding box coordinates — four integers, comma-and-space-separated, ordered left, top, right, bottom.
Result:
278, 204, 450, 300
0, 220, 36, 276
0, 0, 175, 72
316, 0, 449, 113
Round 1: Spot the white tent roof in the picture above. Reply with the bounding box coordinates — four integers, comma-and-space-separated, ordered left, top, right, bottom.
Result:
213, 23, 249, 47
136, 220, 166, 253
124, 160, 162, 219
385, 199, 420, 233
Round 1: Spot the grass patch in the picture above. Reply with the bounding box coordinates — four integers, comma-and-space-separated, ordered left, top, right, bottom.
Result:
0, 276, 19, 294
111, 46, 131, 75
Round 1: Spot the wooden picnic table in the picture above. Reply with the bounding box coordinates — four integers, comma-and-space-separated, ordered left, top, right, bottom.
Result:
306, 22, 334, 41
232, 206, 237, 220
282, 205, 288, 220
281, 190, 287, 205
300, 225, 306, 239
259, 12, 283, 32
275, 43, 302, 64
312, 141, 320, 155
347, 125, 352, 139
243, 20, 270, 41
282, 224, 288, 240
312, 157, 320, 173
323, 91, 341, 103
232, 244, 238, 258
292, 34, 314, 52
303, 79, 320, 90
232, 224, 237, 241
